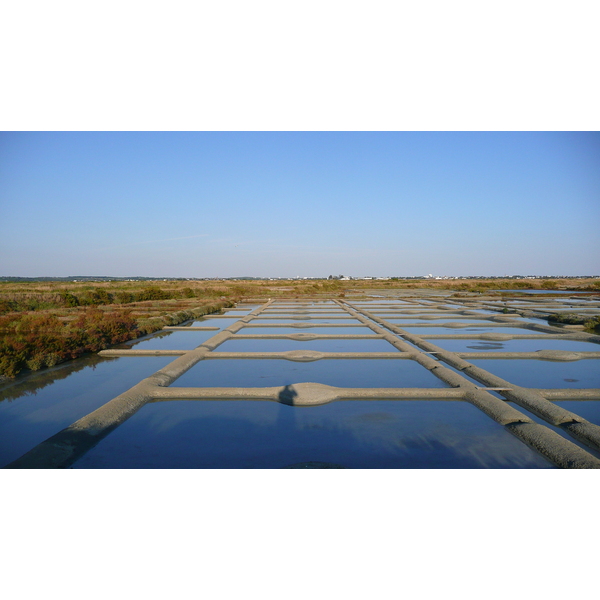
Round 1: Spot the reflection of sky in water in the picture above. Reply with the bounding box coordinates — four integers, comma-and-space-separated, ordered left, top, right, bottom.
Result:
427, 339, 600, 353
353, 301, 415, 306
192, 317, 243, 328
250, 318, 358, 324
236, 326, 375, 335
174, 359, 448, 388
382, 318, 498, 323
376, 318, 496, 324
221, 305, 259, 314
395, 327, 543, 335
0, 356, 174, 468
71, 400, 553, 469
271, 302, 338, 307
469, 359, 600, 388
215, 338, 398, 352
120, 330, 217, 350
263, 310, 348, 315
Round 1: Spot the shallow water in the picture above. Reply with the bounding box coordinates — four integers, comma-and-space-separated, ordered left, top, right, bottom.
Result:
469, 359, 600, 388
236, 326, 376, 335
215, 338, 398, 353
272, 302, 338, 307
221, 305, 259, 315
0, 355, 174, 467
173, 358, 449, 388
118, 330, 219, 350
393, 326, 546, 336
192, 317, 244, 328
263, 309, 348, 313
385, 318, 498, 323
352, 300, 414, 305
375, 318, 497, 324
427, 338, 600, 353
70, 399, 553, 469
250, 317, 357, 324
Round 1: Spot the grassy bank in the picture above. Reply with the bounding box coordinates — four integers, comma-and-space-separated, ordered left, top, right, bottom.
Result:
0, 299, 232, 379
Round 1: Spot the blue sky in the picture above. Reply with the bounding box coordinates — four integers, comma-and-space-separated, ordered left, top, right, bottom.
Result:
1, 131, 598, 278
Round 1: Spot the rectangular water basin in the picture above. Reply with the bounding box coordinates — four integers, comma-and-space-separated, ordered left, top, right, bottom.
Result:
236, 326, 376, 335
469, 359, 600, 388
382, 317, 496, 322
70, 399, 553, 469
119, 330, 219, 350
215, 338, 398, 352
354, 300, 414, 304
426, 338, 600, 353
250, 318, 359, 324
173, 358, 448, 388
221, 307, 259, 316
393, 327, 545, 336
192, 317, 244, 328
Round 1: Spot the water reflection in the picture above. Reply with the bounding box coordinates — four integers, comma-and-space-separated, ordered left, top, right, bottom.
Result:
216, 338, 398, 352
0, 356, 175, 467
397, 327, 542, 335
174, 358, 449, 388
470, 359, 600, 388
71, 400, 553, 469
0, 353, 112, 404
119, 330, 217, 350
236, 326, 375, 335
430, 339, 600, 352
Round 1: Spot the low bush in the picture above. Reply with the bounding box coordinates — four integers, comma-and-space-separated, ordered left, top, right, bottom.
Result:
0, 300, 233, 379
0, 309, 137, 378
548, 313, 600, 332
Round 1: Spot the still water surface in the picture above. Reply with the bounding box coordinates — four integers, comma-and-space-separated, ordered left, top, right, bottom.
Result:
469, 359, 600, 388
71, 399, 553, 469
215, 338, 398, 352
427, 338, 600, 353
174, 358, 448, 388
398, 327, 546, 336
0, 356, 174, 467
236, 326, 376, 335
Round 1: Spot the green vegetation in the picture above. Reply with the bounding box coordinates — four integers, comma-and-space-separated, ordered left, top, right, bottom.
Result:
547, 313, 600, 333
0, 300, 233, 379
0, 278, 246, 379
0, 309, 137, 378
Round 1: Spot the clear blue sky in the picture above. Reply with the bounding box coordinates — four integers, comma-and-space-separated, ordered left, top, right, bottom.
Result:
1, 131, 598, 278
